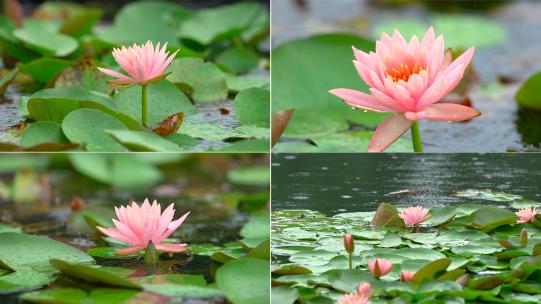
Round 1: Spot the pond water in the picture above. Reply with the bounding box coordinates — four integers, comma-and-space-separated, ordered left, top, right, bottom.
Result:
271, 153, 541, 214
0, 155, 268, 303
272, 0, 541, 152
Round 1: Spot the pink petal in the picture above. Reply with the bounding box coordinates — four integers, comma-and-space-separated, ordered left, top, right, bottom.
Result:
155, 243, 188, 253
443, 47, 475, 79
97, 67, 133, 81
115, 246, 146, 256
421, 26, 436, 49
329, 88, 395, 112
415, 103, 480, 121
415, 76, 447, 110
160, 211, 190, 240
368, 114, 414, 152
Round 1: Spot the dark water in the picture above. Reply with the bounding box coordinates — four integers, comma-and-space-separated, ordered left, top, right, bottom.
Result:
271, 153, 541, 214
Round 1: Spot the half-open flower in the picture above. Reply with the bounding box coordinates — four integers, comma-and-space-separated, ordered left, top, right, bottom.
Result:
338, 282, 372, 304
516, 207, 538, 224
400, 270, 415, 282
399, 206, 431, 227
330, 27, 480, 152
98, 41, 178, 89
368, 258, 393, 278
96, 199, 189, 255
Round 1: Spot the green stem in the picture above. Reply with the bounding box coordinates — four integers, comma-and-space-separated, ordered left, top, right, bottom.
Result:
141, 84, 148, 127
348, 253, 352, 270
410, 121, 423, 153
144, 241, 159, 265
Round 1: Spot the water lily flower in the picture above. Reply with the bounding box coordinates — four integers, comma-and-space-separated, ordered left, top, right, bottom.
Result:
516, 207, 538, 224
400, 270, 415, 282
399, 206, 431, 227
368, 258, 393, 278
338, 282, 372, 304
96, 199, 189, 256
97, 41, 179, 127
344, 233, 355, 269
330, 27, 480, 152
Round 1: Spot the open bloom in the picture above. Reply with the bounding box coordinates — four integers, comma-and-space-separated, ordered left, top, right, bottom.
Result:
96, 199, 190, 255
368, 258, 393, 278
399, 206, 431, 227
330, 27, 480, 152
338, 282, 372, 304
98, 41, 178, 88
516, 207, 538, 224
400, 270, 415, 282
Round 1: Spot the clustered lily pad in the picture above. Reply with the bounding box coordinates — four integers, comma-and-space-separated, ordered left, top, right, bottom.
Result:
271, 190, 541, 303
0, 1, 269, 152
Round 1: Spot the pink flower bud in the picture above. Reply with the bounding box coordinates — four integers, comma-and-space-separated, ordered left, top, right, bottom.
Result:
344, 233, 354, 254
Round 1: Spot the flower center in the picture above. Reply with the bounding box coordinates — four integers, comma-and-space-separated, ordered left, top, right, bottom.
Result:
387, 63, 424, 82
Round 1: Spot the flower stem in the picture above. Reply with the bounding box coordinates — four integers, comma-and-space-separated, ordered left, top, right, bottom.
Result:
348, 253, 352, 270
144, 241, 159, 265
410, 121, 423, 152
141, 84, 148, 127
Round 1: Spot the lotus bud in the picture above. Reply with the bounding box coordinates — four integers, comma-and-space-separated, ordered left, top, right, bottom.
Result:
456, 274, 469, 286
520, 228, 528, 247
344, 233, 354, 254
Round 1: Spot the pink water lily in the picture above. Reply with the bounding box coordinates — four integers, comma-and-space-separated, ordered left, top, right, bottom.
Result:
368, 258, 393, 278
338, 282, 372, 304
399, 206, 431, 227
400, 270, 415, 282
330, 27, 480, 152
516, 207, 538, 224
96, 199, 190, 256
98, 41, 178, 88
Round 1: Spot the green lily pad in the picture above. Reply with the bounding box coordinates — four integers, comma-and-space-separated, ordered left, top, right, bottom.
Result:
371, 203, 405, 228
225, 74, 269, 93
49, 259, 141, 289
228, 167, 270, 186
216, 258, 270, 304
516, 71, 541, 111
240, 214, 270, 239
61, 108, 128, 151
271, 286, 299, 304
413, 258, 452, 283
0, 233, 94, 271
179, 121, 239, 141
425, 207, 459, 226
20, 122, 69, 148
106, 130, 184, 152
68, 154, 162, 189
14, 20, 78, 57
86, 247, 134, 260
178, 2, 266, 45
96, 1, 188, 45
468, 207, 518, 232
216, 47, 259, 74
272, 34, 387, 138
19, 58, 72, 83
167, 58, 228, 102
27, 87, 143, 130
216, 139, 269, 152
234, 87, 270, 127
21, 288, 141, 303
0, 270, 55, 295
113, 79, 196, 126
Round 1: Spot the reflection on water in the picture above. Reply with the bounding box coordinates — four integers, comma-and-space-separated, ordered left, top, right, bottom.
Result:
271, 153, 541, 214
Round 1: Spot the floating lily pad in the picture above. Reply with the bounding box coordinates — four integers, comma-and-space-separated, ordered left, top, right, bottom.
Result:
0, 270, 56, 295
113, 79, 196, 126
216, 47, 259, 74
0, 233, 94, 271
371, 203, 405, 228
234, 88, 270, 127
61, 108, 128, 151
19, 58, 72, 83
106, 130, 184, 152
216, 258, 270, 304
50, 259, 141, 289
228, 167, 270, 187
178, 2, 266, 45
14, 20, 78, 57
516, 71, 541, 111
167, 58, 228, 102
468, 207, 518, 232
20, 121, 68, 148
